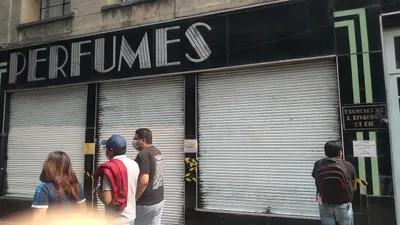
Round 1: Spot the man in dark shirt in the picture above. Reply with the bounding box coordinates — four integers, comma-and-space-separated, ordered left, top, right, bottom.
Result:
132, 128, 164, 225
312, 140, 358, 225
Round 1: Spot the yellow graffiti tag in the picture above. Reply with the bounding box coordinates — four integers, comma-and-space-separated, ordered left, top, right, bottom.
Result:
185, 158, 198, 182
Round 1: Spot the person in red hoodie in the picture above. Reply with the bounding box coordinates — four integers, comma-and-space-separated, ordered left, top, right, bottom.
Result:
95, 134, 140, 225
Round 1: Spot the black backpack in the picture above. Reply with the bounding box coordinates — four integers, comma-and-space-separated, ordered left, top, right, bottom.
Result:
315, 158, 353, 204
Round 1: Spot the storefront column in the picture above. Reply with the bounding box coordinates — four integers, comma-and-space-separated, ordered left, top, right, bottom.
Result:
84, 84, 98, 207
0, 92, 9, 197
184, 74, 198, 221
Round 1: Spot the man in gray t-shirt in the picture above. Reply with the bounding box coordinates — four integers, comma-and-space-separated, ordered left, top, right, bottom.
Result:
132, 128, 165, 225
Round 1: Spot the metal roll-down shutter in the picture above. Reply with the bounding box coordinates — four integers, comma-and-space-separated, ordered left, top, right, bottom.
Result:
198, 59, 340, 218
96, 76, 185, 225
6, 86, 87, 197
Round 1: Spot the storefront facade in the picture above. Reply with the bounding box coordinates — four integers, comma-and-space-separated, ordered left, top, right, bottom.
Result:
0, 0, 398, 225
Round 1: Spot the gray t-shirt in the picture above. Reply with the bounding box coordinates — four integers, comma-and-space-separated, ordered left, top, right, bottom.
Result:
135, 145, 164, 206
103, 155, 140, 224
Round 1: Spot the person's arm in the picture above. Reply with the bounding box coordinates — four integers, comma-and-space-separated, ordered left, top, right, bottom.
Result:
32, 209, 47, 222
135, 153, 151, 201
311, 161, 319, 201
352, 179, 358, 191
349, 164, 358, 191
136, 174, 149, 201
77, 183, 87, 211
98, 174, 113, 205
311, 161, 317, 179
31, 183, 50, 222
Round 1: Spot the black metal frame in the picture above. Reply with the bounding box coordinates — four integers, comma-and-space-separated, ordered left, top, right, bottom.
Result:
39, 0, 71, 20
84, 84, 98, 206
93, 84, 101, 209
0, 92, 10, 197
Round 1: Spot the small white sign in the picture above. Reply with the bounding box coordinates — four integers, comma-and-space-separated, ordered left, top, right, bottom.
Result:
184, 139, 198, 153
353, 140, 377, 157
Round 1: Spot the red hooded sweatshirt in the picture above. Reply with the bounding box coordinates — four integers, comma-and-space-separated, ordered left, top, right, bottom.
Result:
94, 159, 128, 211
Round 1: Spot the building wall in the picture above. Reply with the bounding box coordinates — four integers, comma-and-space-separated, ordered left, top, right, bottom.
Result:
0, 0, 281, 47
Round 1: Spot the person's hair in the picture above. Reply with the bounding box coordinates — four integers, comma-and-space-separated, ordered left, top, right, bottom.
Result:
113, 150, 126, 156
109, 147, 126, 156
135, 128, 153, 144
40, 151, 80, 203
324, 140, 342, 158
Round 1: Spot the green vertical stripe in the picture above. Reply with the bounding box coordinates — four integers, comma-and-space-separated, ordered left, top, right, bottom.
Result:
334, 21, 360, 103
358, 9, 372, 103
358, 9, 381, 196
348, 22, 360, 104
357, 132, 367, 194
369, 132, 380, 195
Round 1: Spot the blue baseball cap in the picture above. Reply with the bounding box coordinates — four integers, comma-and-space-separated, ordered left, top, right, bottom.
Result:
101, 134, 127, 154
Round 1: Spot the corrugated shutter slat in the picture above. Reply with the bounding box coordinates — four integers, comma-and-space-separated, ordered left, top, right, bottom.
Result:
7, 86, 87, 197
97, 76, 184, 225
198, 59, 340, 218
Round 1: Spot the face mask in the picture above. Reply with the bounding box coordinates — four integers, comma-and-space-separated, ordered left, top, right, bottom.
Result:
132, 140, 138, 150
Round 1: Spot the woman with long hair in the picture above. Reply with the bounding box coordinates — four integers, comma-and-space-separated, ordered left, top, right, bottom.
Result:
31, 151, 86, 220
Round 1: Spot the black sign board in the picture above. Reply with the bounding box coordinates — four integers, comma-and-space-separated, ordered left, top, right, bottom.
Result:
0, 18, 227, 90
0, 0, 335, 90
342, 104, 387, 131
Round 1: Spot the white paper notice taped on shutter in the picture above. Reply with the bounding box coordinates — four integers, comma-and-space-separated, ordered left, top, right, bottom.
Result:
353, 140, 377, 157
184, 139, 198, 153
